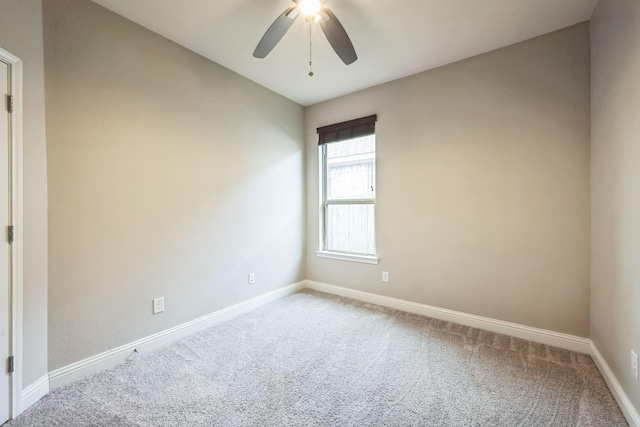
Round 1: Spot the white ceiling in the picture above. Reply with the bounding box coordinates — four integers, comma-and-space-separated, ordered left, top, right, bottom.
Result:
91, 0, 598, 106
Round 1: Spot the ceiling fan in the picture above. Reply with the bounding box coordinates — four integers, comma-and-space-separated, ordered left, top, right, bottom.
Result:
253, 0, 358, 66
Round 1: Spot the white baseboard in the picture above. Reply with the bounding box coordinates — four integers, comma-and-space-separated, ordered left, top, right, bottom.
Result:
27, 279, 638, 427
21, 375, 49, 413
48, 281, 305, 390
306, 281, 639, 425
590, 342, 640, 427
305, 280, 591, 354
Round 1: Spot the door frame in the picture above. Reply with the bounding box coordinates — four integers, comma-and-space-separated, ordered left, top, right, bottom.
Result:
0, 46, 24, 419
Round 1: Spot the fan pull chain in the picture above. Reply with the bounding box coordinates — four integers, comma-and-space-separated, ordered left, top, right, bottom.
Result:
308, 24, 314, 77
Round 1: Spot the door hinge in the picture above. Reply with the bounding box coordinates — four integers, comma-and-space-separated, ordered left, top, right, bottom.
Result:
6, 95, 13, 113
8, 225, 14, 244
7, 356, 14, 374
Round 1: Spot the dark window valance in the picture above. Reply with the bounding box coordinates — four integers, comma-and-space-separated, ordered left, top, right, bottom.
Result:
317, 114, 377, 145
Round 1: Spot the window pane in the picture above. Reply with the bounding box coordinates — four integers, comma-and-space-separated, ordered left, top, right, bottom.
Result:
326, 204, 375, 254
326, 135, 375, 200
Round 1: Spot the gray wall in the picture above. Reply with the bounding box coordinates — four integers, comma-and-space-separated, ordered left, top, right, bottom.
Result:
0, 0, 49, 387
0, 0, 606, 395
590, 0, 640, 411
306, 24, 591, 337
43, 0, 305, 370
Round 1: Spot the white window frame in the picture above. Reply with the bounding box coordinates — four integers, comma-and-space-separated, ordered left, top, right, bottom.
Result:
316, 136, 379, 264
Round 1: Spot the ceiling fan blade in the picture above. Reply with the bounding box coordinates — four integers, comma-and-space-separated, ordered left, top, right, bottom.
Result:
319, 7, 357, 65
253, 6, 300, 59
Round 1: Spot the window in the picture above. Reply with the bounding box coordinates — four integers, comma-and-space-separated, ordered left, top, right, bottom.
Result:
317, 115, 378, 263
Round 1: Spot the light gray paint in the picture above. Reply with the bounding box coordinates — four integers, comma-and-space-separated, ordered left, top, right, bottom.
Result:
0, 0, 602, 396
306, 24, 591, 337
43, 0, 305, 370
590, 0, 640, 412
0, 0, 49, 387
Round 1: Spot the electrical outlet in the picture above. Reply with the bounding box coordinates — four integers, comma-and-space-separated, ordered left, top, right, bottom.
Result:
632, 350, 639, 381
153, 297, 164, 314
248, 273, 255, 285
382, 271, 389, 283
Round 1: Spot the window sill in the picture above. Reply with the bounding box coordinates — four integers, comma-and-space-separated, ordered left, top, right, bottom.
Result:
315, 251, 379, 265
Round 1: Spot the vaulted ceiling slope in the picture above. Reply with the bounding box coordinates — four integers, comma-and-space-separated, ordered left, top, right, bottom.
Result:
91, 0, 597, 106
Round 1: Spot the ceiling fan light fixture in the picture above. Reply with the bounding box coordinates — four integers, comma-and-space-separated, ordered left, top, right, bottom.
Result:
305, 13, 321, 23
299, 0, 322, 17
253, 0, 357, 66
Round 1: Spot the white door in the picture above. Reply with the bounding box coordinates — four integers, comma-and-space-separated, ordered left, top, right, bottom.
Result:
0, 59, 10, 424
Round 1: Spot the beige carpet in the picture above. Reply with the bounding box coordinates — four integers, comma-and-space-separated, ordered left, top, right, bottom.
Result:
8, 290, 628, 426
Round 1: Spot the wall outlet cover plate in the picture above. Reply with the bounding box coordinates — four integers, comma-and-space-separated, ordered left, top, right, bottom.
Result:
153, 297, 165, 314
